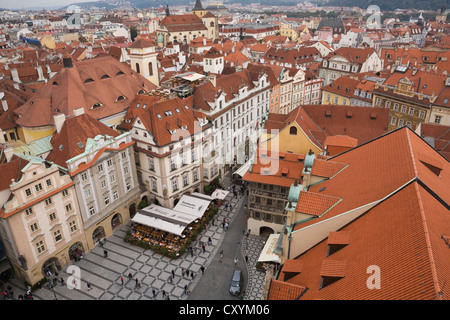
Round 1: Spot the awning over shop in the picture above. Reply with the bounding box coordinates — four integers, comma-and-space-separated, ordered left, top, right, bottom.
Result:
173, 194, 211, 219
211, 189, 229, 200
258, 234, 281, 263
132, 194, 214, 236
233, 160, 252, 177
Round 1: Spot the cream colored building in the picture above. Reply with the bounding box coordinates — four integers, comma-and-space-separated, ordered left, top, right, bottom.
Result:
0, 152, 86, 285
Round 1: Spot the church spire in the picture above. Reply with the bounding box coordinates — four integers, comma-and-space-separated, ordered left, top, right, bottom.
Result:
165, 1, 170, 16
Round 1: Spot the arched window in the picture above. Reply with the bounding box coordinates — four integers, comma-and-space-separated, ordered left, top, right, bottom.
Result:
135, 62, 140, 74
210, 21, 215, 27
148, 62, 153, 76
289, 126, 297, 135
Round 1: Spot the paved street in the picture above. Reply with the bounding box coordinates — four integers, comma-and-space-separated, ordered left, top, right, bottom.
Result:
2, 186, 268, 300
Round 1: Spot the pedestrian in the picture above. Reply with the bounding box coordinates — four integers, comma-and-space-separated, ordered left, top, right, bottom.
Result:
87, 282, 92, 291
168, 274, 173, 283
191, 272, 195, 280
181, 268, 185, 277
208, 237, 212, 245
220, 250, 224, 259
200, 266, 205, 274
171, 269, 175, 278
103, 249, 108, 258
234, 258, 238, 266
186, 269, 190, 277
128, 272, 133, 280
135, 278, 141, 289
162, 289, 166, 298
152, 288, 157, 298
225, 222, 229, 230
202, 244, 206, 253
120, 276, 124, 285
245, 255, 249, 263
60, 278, 66, 286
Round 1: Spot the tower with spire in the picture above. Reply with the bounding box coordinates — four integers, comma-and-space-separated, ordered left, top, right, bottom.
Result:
437, 0, 448, 22
193, 0, 206, 18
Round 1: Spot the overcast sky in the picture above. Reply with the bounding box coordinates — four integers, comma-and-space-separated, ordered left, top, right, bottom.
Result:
0, 0, 96, 10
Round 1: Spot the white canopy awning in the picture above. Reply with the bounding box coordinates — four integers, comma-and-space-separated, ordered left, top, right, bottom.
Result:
257, 234, 281, 263
131, 212, 186, 236
211, 189, 229, 200
173, 194, 211, 219
233, 160, 252, 177
191, 192, 215, 201
181, 72, 205, 82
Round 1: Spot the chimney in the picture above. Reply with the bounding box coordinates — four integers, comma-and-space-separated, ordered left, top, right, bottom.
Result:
203, 37, 206, 46
4, 146, 14, 162
11, 68, 20, 83
209, 74, 217, 87
73, 107, 85, 116
54, 113, 66, 133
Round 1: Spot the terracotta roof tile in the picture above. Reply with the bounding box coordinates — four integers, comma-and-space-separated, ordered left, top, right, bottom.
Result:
267, 280, 307, 300
296, 191, 341, 216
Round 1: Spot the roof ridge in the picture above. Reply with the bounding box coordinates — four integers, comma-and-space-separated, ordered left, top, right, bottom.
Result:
405, 128, 419, 178
412, 182, 443, 299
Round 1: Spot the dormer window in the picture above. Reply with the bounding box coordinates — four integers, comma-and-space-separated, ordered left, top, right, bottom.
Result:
84, 78, 94, 84
116, 95, 126, 102
101, 74, 110, 80
116, 71, 125, 76
92, 102, 102, 109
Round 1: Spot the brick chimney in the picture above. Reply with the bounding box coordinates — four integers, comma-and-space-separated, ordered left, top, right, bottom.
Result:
54, 113, 66, 133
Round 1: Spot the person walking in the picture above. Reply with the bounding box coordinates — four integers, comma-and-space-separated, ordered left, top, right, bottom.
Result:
152, 288, 157, 298
234, 258, 238, 266
208, 237, 212, 245
135, 278, 141, 289
171, 269, 175, 279
87, 282, 92, 291
202, 244, 206, 253
200, 266, 205, 274
120, 276, 124, 285
103, 249, 108, 258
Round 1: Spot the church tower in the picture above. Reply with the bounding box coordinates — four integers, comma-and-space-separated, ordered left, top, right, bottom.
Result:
437, 0, 448, 22
128, 39, 159, 87
193, 0, 206, 18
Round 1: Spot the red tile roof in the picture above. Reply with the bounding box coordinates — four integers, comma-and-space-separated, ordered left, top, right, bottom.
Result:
14, 56, 156, 128
296, 191, 341, 217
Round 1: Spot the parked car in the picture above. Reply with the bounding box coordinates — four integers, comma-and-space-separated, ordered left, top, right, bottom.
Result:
229, 269, 243, 296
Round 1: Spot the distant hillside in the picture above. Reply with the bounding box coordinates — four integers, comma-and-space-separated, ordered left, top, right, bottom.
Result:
315, 0, 445, 11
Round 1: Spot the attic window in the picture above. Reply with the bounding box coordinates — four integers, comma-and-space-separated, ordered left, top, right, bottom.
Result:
136, 104, 140, 108
52, 81, 58, 86
156, 114, 162, 119
84, 78, 94, 84
138, 89, 145, 94
77, 142, 84, 148
325, 110, 332, 118
142, 104, 147, 109
92, 103, 102, 109
326, 231, 351, 257
59, 145, 63, 151
165, 111, 173, 117
444, 99, 449, 104
175, 108, 180, 113
346, 111, 353, 118
101, 74, 110, 79
319, 260, 346, 289
116, 95, 126, 102
116, 71, 125, 76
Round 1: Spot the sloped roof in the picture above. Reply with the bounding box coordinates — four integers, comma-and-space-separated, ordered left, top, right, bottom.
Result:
14, 56, 156, 128
45, 113, 119, 168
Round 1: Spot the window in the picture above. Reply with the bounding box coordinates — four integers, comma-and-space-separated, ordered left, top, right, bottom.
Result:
419, 110, 426, 119
62, 189, 69, 197
172, 179, 178, 192
183, 174, 188, 187
45, 197, 53, 206
54, 230, 62, 242
409, 108, 415, 116
376, 98, 381, 106
151, 179, 157, 192
49, 212, 56, 222
105, 196, 110, 205
30, 223, 38, 232
98, 164, 104, 172
107, 159, 113, 167
391, 116, 397, 126
101, 180, 106, 189
69, 221, 77, 233
126, 182, 131, 191
121, 151, 127, 159
385, 101, 391, 109
46, 179, 52, 187
398, 119, 404, 127
113, 190, 119, 201
193, 170, 198, 182
393, 103, 399, 111
25, 208, 33, 216
170, 158, 177, 171
401, 105, 407, 114
148, 157, 155, 171
289, 126, 297, 135
124, 166, 129, 175
85, 188, 92, 198
435, 115, 442, 124
35, 183, 43, 192
81, 172, 88, 181
36, 241, 45, 254
65, 203, 72, 213
110, 174, 116, 183
89, 206, 95, 216
25, 188, 32, 197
